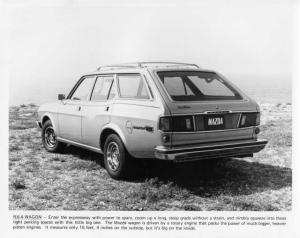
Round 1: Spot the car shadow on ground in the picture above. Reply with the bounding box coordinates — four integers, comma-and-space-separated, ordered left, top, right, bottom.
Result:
64, 145, 105, 165
63, 145, 292, 197
137, 158, 292, 197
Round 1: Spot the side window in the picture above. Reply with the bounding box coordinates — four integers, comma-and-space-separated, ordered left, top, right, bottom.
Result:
90, 76, 114, 101
118, 74, 150, 99
71, 76, 96, 101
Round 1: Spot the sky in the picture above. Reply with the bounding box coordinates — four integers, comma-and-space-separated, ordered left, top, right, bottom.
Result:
4, 0, 294, 105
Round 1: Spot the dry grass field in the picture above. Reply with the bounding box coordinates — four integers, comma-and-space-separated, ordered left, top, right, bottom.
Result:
9, 102, 292, 211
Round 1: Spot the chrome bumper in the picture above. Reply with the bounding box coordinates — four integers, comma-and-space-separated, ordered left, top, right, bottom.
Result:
154, 139, 268, 162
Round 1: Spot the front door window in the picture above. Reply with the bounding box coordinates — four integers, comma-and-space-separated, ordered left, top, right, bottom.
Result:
71, 76, 96, 101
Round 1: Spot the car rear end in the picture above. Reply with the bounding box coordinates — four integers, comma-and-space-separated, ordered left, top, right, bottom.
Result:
149, 68, 267, 162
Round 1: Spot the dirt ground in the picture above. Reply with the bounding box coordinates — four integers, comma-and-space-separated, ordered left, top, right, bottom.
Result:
8, 102, 292, 210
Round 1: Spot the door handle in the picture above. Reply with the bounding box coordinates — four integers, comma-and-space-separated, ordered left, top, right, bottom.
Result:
105, 106, 109, 111
78, 106, 81, 111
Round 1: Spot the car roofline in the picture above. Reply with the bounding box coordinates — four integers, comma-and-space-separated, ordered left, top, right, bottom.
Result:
96, 62, 201, 71
85, 67, 216, 76
84, 68, 148, 76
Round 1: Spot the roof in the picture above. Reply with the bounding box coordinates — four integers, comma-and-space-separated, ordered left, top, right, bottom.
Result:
96, 62, 201, 71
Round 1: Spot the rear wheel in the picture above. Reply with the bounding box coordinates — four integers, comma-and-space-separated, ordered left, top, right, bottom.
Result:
104, 134, 131, 180
42, 120, 66, 153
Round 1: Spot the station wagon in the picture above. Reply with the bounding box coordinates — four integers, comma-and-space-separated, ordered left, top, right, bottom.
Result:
37, 62, 268, 179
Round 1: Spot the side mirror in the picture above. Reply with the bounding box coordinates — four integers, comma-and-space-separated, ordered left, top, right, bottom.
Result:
58, 94, 65, 100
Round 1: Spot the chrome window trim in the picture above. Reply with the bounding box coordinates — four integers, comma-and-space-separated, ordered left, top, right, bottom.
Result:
89, 75, 115, 102
141, 74, 155, 100
67, 73, 116, 100
152, 68, 250, 104
67, 75, 97, 101
116, 73, 154, 101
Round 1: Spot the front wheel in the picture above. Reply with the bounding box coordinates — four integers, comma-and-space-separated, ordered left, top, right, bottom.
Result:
104, 134, 131, 180
42, 120, 66, 153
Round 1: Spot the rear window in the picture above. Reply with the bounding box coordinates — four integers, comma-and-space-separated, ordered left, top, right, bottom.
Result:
118, 74, 150, 99
157, 71, 242, 101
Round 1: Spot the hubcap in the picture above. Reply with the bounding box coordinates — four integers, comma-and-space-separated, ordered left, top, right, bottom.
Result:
44, 126, 57, 148
106, 142, 120, 172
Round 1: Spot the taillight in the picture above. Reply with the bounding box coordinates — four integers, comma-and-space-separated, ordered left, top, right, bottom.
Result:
239, 112, 260, 128
256, 112, 260, 125
159, 117, 172, 132
159, 116, 194, 132
172, 116, 194, 132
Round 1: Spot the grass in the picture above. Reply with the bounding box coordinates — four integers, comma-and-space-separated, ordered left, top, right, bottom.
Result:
8, 103, 292, 211
129, 178, 190, 203
9, 144, 22, 152
9, 105, 37, 130
11, 179, 26, 190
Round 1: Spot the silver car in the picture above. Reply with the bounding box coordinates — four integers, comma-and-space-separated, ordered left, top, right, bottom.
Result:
37, 62, 268, 179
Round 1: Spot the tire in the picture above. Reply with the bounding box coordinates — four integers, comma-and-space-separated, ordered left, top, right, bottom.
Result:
103, 134, 131, 180
42, 120, 66, 153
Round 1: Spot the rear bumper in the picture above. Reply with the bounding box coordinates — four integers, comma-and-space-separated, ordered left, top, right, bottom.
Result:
154, 139, 268, 162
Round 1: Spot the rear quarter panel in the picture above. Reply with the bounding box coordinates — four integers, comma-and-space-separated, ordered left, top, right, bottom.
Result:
111, 99, 166, 158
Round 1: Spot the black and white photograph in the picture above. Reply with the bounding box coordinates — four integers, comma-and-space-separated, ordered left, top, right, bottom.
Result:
1, 0, 299, 237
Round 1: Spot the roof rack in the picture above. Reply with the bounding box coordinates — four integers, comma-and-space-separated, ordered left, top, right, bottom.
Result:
97, 62, 200, 71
